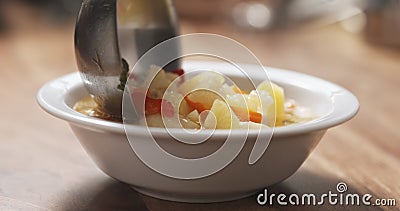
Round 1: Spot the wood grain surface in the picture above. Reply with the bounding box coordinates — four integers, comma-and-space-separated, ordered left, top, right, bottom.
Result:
0, 16, 399, 211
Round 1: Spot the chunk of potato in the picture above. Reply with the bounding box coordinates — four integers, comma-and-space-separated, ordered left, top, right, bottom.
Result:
257, 81, 285, 125
204, 99, 240, 129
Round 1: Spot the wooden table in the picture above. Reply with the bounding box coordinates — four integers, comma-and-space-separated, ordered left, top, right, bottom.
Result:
1, 17, 399, 210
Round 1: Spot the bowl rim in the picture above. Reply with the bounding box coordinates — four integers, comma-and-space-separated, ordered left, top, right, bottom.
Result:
37, 61, 359, 138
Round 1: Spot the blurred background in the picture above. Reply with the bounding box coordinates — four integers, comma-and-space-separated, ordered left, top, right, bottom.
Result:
1, 0, 400, 73
1, 0, 400, 41
1, 0, 400, 81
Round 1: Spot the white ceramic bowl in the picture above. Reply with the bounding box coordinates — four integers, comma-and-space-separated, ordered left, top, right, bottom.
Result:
37, 61, 359, 203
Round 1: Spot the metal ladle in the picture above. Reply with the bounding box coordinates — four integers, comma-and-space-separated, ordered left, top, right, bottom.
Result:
74, 0, 180, 119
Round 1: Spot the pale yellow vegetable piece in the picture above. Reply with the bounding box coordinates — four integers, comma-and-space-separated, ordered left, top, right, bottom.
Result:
185, 90, 222, 112
178, 71, 225, 96
226, 93, 258, 112
239, 121, 267, 130
187, 110, 200, 123
147, 66, 178, 98
179, 117, 201, 129
257, 81, 285, 125
204, 99, 240, 129
179, 98, 194, 116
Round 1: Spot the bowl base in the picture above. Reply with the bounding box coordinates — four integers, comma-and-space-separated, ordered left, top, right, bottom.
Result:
132, 186, 258, 203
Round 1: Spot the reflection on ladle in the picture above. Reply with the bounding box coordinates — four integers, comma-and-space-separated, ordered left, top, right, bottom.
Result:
74, 0, 180, 119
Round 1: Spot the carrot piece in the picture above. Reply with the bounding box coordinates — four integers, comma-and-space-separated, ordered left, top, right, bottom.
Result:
130, 89, 173, 116
231, 107, 262, 123
145, 97, 163, 115
184, 96, 208, 113
248, 110, 262, 123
